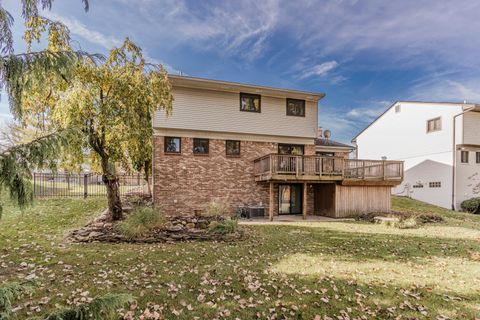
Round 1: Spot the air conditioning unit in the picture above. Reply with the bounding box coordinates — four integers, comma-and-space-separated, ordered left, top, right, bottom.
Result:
238, 206, 265, 219
248, 206, 265, 218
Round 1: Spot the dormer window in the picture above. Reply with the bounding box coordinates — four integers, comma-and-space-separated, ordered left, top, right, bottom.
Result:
286, 98, 305, 117
240, 93, 261, 113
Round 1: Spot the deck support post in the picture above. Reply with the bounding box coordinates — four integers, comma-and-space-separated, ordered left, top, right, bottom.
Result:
269, 182, 274, 221
303, 183, 307, 220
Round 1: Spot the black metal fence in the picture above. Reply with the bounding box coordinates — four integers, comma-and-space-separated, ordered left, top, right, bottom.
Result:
33, 173, 150, 198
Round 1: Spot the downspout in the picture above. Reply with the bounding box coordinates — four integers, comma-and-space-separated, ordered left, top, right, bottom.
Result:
451, 106, 475, 210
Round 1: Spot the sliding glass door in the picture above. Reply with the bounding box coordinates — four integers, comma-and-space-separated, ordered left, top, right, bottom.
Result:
279, 184, 303, 215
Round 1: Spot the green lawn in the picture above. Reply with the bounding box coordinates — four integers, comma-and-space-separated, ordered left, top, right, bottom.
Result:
1, 196, 480, 319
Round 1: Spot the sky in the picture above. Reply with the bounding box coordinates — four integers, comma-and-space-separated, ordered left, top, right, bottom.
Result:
3, 0, 480, 143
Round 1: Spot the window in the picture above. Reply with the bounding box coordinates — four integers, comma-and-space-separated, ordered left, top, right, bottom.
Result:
395, 104, 401, 113
193, 138, 209, 155
412, 183, 424, 189
316, 151, 335, 157
476, 152, 480, 164
240, 93, 261, 112
286, 98, 305, 117
427, 117, 442, 133
461, 151, 469, 163
429, 182, 441, 188
278, 144, 304, 155
226, 140, 240, 156
164, 137, 181, 153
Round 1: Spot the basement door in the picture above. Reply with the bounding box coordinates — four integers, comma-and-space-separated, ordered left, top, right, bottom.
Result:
279, 184, 303, 215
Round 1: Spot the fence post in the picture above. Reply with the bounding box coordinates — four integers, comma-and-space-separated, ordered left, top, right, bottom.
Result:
83, 174, 88, 199
33, 173, 36, 198
382, 161, 386, 180
362, 161, 366, 179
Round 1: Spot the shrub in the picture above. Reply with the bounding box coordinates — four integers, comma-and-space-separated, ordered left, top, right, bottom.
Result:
45, 293, 133, 320
460, 197, 480, 214
202, 200, 231, 218
116, 207, 164, 239
396, 217, 419, 229
0, 282, 32, 319
208, 219, 238, 235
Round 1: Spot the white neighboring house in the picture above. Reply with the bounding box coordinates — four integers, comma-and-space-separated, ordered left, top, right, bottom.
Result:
352, 101, 480, 210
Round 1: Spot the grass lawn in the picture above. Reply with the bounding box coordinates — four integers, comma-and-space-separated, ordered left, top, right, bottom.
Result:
1, 196, 480, 319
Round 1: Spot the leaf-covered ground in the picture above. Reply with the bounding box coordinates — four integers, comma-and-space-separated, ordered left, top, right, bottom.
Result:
1, 196, 480, 319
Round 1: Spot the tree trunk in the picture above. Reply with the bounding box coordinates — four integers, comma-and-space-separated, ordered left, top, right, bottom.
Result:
143, 164, 151, 197
101, 159, 123, 220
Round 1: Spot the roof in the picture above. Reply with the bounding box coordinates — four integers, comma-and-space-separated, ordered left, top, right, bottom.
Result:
314, 138, 355, 150
169, 75, 325, 102
351, 100, 480, 142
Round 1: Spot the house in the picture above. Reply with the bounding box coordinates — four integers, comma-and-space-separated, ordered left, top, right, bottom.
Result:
352, 101, 480, 210
315, 133, 355, 158
152, 75, 403, 219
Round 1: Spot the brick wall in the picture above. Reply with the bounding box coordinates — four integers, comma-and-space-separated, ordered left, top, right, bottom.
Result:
153, 135, 316, 217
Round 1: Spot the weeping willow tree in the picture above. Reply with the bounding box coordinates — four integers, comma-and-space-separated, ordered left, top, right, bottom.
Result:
38, 39, 173, 220
0, 0, 97, 211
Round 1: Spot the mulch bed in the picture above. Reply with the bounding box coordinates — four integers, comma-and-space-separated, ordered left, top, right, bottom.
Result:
356, 211, 444, 224
64, 194, 244, 244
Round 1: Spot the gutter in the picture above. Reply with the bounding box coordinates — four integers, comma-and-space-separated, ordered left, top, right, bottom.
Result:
451, 106, 476, 210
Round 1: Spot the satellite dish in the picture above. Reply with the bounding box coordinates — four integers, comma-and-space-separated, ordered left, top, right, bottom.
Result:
324, 130, 331, 139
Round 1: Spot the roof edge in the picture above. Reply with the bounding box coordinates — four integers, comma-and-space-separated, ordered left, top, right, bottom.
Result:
169, 75, 325, 101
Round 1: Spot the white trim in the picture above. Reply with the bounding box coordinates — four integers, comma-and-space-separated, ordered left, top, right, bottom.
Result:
153, 128, 315, 145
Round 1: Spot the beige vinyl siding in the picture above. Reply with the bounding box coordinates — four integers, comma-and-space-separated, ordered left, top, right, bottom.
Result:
153, 86, 318, 138
463, 112, 480, 145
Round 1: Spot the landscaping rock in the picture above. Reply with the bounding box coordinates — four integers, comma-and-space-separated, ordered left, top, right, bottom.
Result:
374, 216, 400, 224
65, 210, 243, 244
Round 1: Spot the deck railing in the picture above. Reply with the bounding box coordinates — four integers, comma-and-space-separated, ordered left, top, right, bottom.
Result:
253, 154, 403, 181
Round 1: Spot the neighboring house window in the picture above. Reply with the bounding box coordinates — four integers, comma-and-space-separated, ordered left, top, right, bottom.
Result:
316, 151, 335, 157
164, 137, 181, 153
278, 144, 304, 155
193, 138, 209, 155
426, 117, 442, 133
461, 151, 469, 163
395, 105, 401, 113
240, 93, 261, 113
286, 98, 305, 117
226, 140, 240, 156
429, 182, 441, 188
476, 152, 480, 164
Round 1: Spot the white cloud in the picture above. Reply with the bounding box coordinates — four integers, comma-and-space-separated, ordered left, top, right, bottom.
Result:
108, 0, 280, 60
346, 100, 391, 120
411, 78, 480, 102
46, 12, 180, 74
47, 13, 121, 49
301, 1, 479, 69
320, 100, 391, 142
299, 61, 338, 79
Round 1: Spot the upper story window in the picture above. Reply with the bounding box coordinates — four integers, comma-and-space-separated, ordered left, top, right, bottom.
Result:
286, 98, 305, 117
461, 150, 469, 163
193, 138, 209, 155
278, 144, 304, 155
226, 140, 241, 156
240, 93, 261, 113
164, 137, 181, 154
476, 152, 480, 164
429, 181, 441, 188
426, 117, 442, 133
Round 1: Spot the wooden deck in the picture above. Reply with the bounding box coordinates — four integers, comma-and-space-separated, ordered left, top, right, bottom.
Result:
254, 154, 403, 185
